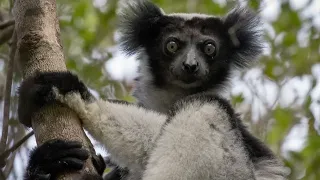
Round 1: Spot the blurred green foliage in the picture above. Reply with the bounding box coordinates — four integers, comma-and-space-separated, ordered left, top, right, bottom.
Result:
0, 0, 320, 179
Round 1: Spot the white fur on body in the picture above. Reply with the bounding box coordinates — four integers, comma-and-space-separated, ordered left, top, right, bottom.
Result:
254, 159, 290, 180
143, 100, 255, 180
53, 63, 289, 180
133, 56, 289, 180
55, 92, 287, 180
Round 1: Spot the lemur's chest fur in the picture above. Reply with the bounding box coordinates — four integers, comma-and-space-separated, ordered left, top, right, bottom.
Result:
132, 78, 225, 114
133, 82, 186, 113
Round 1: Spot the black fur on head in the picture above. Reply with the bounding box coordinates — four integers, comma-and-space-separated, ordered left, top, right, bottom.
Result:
223, 7, 264, 69
118, 0, 164, 55
118, 0, 264, 90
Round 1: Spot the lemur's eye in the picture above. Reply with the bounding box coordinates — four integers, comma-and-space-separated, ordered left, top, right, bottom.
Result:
203, 41, 216, 56
166, 41, 178, 53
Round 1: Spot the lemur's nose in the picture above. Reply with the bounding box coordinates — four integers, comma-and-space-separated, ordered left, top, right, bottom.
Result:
182, 61, 199, 73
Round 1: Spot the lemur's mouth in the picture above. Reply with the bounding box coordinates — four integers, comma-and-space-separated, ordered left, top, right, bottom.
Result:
179, 73, 199, 83
170, 69, 201, 87
172, 79, 201, 88
181, 77, 197, 84
171, 75, 202, 88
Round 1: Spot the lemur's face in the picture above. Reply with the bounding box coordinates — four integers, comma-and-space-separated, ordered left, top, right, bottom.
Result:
144, 15, 232, 89
119, 1, 263, 90
155, 16, 228, 88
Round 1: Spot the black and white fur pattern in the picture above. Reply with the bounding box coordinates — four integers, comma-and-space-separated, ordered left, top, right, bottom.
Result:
19, 1, 289, 180
119, 0, 264, 114
56, 89, 259, 180
19, 73, 288, 180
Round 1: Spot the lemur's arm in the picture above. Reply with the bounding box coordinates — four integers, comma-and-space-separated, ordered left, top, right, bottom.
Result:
19, 72, 167, 172
71, 97, 166, 170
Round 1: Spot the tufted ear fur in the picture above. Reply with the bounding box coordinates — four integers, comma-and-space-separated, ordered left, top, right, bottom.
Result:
223, 7, 264, 69
118, 0, 164, 55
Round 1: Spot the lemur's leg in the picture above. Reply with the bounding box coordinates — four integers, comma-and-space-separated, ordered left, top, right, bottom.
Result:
142, 94, 256, 180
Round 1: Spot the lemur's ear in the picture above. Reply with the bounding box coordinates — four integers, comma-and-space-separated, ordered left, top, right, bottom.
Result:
223, 7, 264, 69
118, 0, 164, 55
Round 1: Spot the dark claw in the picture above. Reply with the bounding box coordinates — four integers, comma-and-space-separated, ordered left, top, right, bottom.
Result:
92, 154, 106, 175
34, 173, 51, 180
104, 167, 129, 180
50, 148, 89, 162
103, 156, 129, 180
50, 157, 85, 171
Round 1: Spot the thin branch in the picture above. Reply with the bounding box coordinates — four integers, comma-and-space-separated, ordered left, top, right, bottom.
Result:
0, 131, 34, 168
0, 31, 16, 154
3, 151, 15, 178
3, 125, 26, 177
0, 24, 14, 45
3, 131, 34, 158
0, 72, 4, 101
0, 20, 14, 29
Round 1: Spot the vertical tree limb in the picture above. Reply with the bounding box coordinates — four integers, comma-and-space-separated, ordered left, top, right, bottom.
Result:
0, 31, 15, 154
13, 0, 99, 179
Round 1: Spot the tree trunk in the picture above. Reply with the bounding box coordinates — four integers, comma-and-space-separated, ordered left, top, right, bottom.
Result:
13, 0, 99, 179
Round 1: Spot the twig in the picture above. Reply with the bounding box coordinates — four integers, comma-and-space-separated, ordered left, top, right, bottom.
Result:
0, 20, 14, 29
0, 131, 34, 167
3, 151, 15, 178
0, 72, 4, 101
0, 31, 16, 154
3, 125, 26, 177
0, 24, 14, 45
4, 131, 34, 157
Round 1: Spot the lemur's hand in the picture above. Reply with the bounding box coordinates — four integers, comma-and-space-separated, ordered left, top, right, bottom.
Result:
18, 72, 93, 127
24, 139, 106, 180
24, 139, 90, 180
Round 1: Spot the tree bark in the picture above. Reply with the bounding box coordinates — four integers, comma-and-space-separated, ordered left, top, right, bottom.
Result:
13, 0, 99, 179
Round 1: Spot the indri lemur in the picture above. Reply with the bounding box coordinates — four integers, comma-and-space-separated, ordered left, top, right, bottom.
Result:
19, 0, 289, 179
